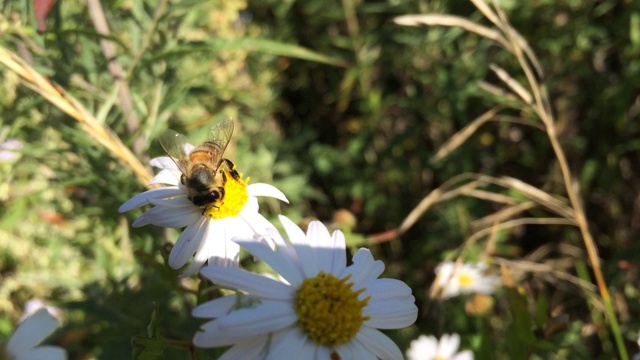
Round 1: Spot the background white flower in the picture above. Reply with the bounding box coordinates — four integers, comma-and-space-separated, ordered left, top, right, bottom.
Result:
119, 152, 288, 276
406, 334, 472, 360
433, 261, 500, 299
0, 138, 22, 162
3, 308, 67, 360
192, 215, 418, 360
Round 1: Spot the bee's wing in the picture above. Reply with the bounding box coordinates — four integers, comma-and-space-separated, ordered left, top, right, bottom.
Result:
158, 129, 191, 175
208, 117, 234, 156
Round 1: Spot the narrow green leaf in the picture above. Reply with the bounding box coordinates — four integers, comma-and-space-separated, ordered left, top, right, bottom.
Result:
149, 38, 349, 67
131, 304, 166, 360
505, 286, 536, 359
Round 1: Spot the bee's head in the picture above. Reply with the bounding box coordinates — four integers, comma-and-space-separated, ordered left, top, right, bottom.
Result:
190, 188, 223, 207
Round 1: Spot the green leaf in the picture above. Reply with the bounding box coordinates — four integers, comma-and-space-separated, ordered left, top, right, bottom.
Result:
131, 304, 167, 360
505, 285, 536, 359
149, 38, 349, 67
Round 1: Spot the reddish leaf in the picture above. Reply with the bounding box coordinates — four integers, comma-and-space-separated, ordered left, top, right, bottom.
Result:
34, 0, 55, 33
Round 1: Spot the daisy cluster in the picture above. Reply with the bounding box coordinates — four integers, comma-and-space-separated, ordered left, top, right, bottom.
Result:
119, 136, 419, 359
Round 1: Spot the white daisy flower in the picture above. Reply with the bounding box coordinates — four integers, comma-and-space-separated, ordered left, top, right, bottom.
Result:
192, 215, 418, 360
433, 262, 500, 299
2, 308, 67, 360
406, 334, 473, 360
119, 151, 288, 276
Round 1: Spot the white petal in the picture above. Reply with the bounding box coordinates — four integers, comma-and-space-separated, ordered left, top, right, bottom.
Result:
306, 221, 338, 275
247, 183, 289, 203
147, 196, 192, 208
168, 218, 206, 269
439, 334, 461, 358
277, 215, 316, 279
15, 346, 67, 360
343, 249, 384, 285
234, 239, 304, 287
354, 327, 403, 360
132, 204, 200, 228
200, 266, 293, 300
149, 169, 180, 185
328, 229, 347, 274
238, 211, 278, 237
336, 341, 377, 360
282, 219, 320, 278
314, 346, 333, 360
266, 327, 314, 360
205, 218, 246, 268
406, 335, 438, 360
452, 350, 474, 360
201, 302, 296, 345
219, 338, 269, 360
192, 295, 238, 318
278, 215, 306, 242
119, 187, 183, 212
207, 240, 240, 267
360, 278, 413, 300
150, 156, 179, 170
364, 295, 418, 329
241, 196, 259, 213
181, 220, 223, 276
194, 322, 267, 348
7, 309, 59, 356
435, 262, 456, 287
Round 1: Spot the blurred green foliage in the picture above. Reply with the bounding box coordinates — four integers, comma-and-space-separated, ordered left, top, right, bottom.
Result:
1, 0, 639, 359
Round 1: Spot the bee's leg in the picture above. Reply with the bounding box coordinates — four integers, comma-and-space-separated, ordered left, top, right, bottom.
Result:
221, 158, 241, 181
219, 169, 228, 183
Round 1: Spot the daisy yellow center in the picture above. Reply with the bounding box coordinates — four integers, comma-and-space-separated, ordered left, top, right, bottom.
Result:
294, 272, 370, 346
458, 273, 473, 287
204, 171, 249, 220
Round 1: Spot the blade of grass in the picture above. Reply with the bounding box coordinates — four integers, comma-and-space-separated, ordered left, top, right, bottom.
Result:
430, 106, 502, 162
394, 14, 509, 49
148, 38, 349, 68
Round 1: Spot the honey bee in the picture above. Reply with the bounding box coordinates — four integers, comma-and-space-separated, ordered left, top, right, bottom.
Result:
159, 118, 241, 209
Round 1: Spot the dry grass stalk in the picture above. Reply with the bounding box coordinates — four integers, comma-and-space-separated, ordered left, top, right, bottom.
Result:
396, 172, 575, 239
0, 45, 153, 187
526, 242, 587, 263
461, 188, 520, 205
397, 175, 481, 235
489, 63, 533, 104
431, 106, 502, 162
477, 80, 521, 103
471, 201, 537, 230
393, 14, 509, 48
467, 217, 576, 245
481, 175, 575, 220
395, 1, 625, 355
494, 258, 600, 305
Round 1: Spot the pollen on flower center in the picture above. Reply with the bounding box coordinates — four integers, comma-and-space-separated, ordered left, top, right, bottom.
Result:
204, 171, 249, 220
458, 273, 473, 287
294, 272, 370, 346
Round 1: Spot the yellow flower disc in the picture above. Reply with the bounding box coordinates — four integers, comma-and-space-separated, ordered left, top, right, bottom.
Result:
294, 272, 370, 346
204, 171, 249, 220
